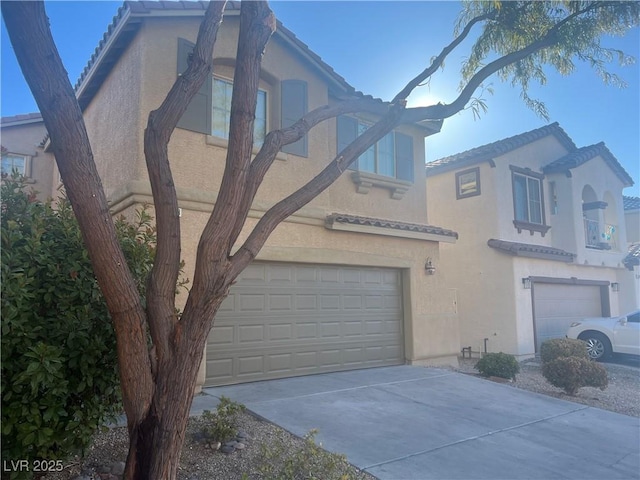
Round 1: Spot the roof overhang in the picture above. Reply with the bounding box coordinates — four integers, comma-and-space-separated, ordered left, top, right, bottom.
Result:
487, 238, 575, 263
326, 213, 458, 243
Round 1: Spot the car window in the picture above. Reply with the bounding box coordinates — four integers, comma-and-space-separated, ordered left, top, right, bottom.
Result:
627, 312, 640, 323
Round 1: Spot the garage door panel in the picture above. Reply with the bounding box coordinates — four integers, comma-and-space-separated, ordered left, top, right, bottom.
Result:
206, 263, 404, 386
534, 283, 603, 351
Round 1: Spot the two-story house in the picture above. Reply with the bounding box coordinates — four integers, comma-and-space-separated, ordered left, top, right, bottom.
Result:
33, 1, 460, 387
426, 123, 636, 358
0, 113, 56, 201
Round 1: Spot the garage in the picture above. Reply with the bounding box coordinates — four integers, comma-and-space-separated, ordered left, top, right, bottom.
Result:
205, 262, 404, 386
533, 282, 606, 351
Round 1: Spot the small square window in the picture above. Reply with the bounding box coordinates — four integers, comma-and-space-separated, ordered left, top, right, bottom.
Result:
455, 167, 480, 199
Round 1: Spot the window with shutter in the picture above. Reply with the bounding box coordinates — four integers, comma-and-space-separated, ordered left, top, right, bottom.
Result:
337, 116, 415, 181
281, 80, 308, 157
176, 38, 212, 135
336, 116, 415, 199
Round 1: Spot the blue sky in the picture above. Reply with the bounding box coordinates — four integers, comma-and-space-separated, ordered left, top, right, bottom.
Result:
2, 1, 639, 194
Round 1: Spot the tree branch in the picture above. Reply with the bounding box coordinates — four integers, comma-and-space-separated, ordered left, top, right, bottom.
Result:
225, 97, 392, 250
182, 0, 276, 332
229, 102, 406, 278
391, 10, 496, 104
144, 0, 226, 365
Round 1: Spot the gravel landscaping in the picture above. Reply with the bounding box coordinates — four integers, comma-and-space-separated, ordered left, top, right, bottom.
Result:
41, 358, 638, 480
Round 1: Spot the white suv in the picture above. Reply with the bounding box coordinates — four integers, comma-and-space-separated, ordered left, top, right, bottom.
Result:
566, 310, 640, 360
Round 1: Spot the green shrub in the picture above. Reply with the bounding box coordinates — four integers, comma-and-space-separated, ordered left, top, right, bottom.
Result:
542, 356, 608, 395
540, 338, 588, 364
1, 176, 155, 478
474, 352, 520, 380
256, 429, 359, 480
201, 396, 246, 443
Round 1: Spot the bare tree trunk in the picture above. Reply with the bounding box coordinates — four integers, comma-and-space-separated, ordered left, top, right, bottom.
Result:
127, 293, 226, 480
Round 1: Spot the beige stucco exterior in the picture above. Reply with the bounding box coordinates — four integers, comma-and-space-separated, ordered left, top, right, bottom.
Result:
427, 127, 636, 358
43, 6, 459, 387
0, 116, 55, 201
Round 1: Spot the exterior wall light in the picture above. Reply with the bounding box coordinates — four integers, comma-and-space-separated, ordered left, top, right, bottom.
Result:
610, 282, 620, 292
522, 277, 532, 289
425, 258, 436, 275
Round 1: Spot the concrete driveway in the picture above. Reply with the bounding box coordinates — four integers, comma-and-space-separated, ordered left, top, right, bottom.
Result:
203, 365, 640, 479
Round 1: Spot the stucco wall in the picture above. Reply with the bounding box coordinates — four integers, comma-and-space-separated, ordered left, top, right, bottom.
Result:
1, 121, 55, 201
70, 28, 145, 202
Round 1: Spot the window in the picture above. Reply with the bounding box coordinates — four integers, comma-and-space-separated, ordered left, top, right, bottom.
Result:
455, 167, 480, 199
514, 174, 542, 223
212, 77, 267, 145
337, 116, 414, 182
1, 153, 27, 177
510, 165, 549, 235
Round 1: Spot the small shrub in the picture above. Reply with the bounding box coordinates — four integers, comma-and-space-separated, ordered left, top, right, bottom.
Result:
542, 356, 608, 395
256, 429, 357, 480
1, 176, 155, 479
474, 352, 520, 380
540, 338, 588, 364
201, 396, 245, 443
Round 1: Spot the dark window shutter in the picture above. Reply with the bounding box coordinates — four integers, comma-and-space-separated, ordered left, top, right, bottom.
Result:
395, 132, 414, 181
177, 38, 212, 135
337, 115, 359, 171
281, 80, 308, 156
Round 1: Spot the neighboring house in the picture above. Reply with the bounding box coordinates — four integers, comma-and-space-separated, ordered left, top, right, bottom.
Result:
34, 2, 459, 387
0, 113, 56, 201
622, 196, 640, 312
426, 123, 636, 358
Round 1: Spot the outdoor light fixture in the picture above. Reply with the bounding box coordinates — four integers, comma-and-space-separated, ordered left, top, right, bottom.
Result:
522, 277, 532, 289
611, 282, 620, 292
425, 258, 436, 275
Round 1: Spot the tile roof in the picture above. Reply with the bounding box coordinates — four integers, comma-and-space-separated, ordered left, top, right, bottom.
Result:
0, 113, 43, 127
487, 239, 575, 263
623, 196, 640, 211
73, 1, 391, 111
425, 123, 576, 176
623, 243, 640, 270
543, 142, 633, 187
326, 213, 459, 239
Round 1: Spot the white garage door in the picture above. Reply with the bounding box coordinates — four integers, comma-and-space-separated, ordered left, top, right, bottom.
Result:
205, 262, 404, 386
533, 283, 603, 351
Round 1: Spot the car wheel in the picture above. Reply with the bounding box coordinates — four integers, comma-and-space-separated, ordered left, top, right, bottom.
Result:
578, 332, 612, 361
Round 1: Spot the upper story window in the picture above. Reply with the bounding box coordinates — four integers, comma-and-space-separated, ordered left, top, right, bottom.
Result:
456, 167, 481, 199
337, 116, 413, 181
510, 165, 550, 236
212, 77, 267, 145
1, 153, 27, 177
356, 122, 396, 177
176, 38, 308, 157
337, 116, 414, 199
